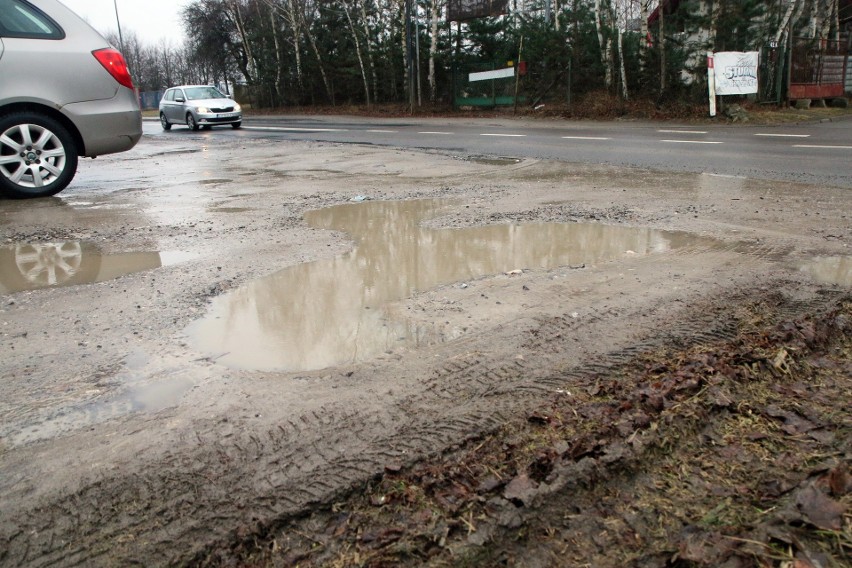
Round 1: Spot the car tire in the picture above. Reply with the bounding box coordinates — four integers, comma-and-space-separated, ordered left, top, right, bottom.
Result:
160, 113, 172, 131
0, 112, 78, 199
231, 122, 242, 129
186, 113, 199, 131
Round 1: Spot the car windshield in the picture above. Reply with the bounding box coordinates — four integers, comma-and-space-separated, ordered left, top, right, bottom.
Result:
184, 87, 225, 100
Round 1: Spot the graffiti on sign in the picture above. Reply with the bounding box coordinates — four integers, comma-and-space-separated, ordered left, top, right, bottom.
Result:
714, 51, 759, 95
447, 0, 508, 21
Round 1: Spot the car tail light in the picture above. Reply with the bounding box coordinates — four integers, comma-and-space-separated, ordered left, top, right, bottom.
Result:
92, 48, 134, 90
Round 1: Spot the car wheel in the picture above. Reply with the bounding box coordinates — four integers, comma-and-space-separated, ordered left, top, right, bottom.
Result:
231, 122, 242, 129
186, 113, 199, 131
160, 113, 172, 131
0, 112, 78, 199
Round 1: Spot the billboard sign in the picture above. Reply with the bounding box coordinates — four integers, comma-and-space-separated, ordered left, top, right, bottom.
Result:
714, 51, 759, 95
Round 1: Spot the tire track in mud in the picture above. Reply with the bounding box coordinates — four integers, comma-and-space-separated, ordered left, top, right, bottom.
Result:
1, 279, 842, 567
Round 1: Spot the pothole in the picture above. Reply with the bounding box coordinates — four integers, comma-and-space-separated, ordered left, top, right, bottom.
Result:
186, 199, 718, 372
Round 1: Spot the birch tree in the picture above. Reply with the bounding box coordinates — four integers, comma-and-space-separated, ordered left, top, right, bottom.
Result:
343, 0, 371, 105
227, 0, 257, 83
267, 3, 284, 101
358, 0, 379, 102
609, 2, 627, 99
428, 0, 442, 103
593, 0, 613, 88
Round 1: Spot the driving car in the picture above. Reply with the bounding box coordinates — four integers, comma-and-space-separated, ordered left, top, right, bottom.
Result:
0, 0, 142, 199
159, 85, 242, 131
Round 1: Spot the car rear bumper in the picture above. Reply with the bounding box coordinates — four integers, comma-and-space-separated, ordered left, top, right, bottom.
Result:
63, 90, 142, 157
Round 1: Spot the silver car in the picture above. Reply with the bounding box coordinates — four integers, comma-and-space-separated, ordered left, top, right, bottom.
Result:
0, 0, 142, 198
159, 85, 242, 131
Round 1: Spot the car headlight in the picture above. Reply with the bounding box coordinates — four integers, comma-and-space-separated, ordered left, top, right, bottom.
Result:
233, 103, 242, 112
196, 106, 210, 114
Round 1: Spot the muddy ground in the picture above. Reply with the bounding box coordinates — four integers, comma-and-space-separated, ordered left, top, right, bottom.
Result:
0, 126, 850, 567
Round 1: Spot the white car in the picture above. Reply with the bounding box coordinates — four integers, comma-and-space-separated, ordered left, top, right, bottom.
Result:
158, 85, 242, 131
0, 0, 142, 198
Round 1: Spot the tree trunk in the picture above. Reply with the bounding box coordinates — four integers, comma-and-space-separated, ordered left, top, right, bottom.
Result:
708, 0, 719, 50
659, 0, 666, 94
594, 0, 612, 89
268, 5, 283, 103
808, 0, 818, 38
344, 0, 371, 105
617, 28, 628, 99
401, 0, 412, 107
281, 0, 304, 89
291, 0, 334, 104
820, 0, 838, 40
607, 3, 627, 100
229, 0, 256, 84
428, 0, 440, 103
358, 0, 379, 104
774, 0, 799, 46
639, 0, 651, 70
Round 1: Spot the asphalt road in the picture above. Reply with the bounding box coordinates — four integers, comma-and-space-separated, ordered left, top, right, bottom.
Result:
144, 114, 852, 188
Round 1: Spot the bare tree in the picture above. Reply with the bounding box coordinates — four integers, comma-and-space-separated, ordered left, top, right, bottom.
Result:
267, 2, 284, 101
428, 0, 442, 102
343, 0, 372, 105
228, 0, 257, 84
594, 0, 613, 88
358, 0, 379, 103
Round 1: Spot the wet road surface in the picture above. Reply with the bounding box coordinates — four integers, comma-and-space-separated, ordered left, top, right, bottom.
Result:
143, 114, 852, 188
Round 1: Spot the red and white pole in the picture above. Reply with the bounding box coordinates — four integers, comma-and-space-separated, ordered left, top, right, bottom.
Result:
707, 52, 717, 117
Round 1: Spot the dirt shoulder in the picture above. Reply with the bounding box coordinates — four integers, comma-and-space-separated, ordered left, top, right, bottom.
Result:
0, 134, 850, 566
219, 293, 851, 567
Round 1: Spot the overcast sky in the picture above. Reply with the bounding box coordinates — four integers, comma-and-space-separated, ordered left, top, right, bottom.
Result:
60, 0, 191, 46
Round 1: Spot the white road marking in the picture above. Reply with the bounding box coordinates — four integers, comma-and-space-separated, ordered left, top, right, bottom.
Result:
704, 173, 747, 179
480, 133, 527, 137
366, 129, 398, 133
418, 131, 453, 135
561, 136, 611, 140
660, 139, 723, 144
658, 129, 708, 134
243, 126, 348, 132
793, 144, 852, 149
754, 133, 810, 138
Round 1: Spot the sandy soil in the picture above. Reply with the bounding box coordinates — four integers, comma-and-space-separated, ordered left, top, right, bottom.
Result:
0, 130, 849, 566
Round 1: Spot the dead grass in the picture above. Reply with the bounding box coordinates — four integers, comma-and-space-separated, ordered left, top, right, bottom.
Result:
201, 295, 852, 567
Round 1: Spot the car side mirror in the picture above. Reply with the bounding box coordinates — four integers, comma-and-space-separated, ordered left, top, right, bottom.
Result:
175, 97, 185, 103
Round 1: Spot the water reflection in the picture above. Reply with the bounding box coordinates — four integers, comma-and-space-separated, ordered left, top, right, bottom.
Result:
797, 256, 852, 286
0, 242, 191, 293
188, 199, 710, 372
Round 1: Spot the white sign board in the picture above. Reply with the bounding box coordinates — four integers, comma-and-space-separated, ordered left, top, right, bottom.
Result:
714, 51, 759, 95
469, 67, 515, 82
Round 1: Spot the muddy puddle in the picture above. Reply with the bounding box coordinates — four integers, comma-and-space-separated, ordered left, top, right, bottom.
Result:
462, 156, 522, 166
5, 350, 195, 447
0, 242, 193, 293
797, 256, 852, 286
187, 199, 716, 372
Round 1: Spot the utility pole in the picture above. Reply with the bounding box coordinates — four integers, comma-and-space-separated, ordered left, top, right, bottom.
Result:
113, 0, 125, 54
